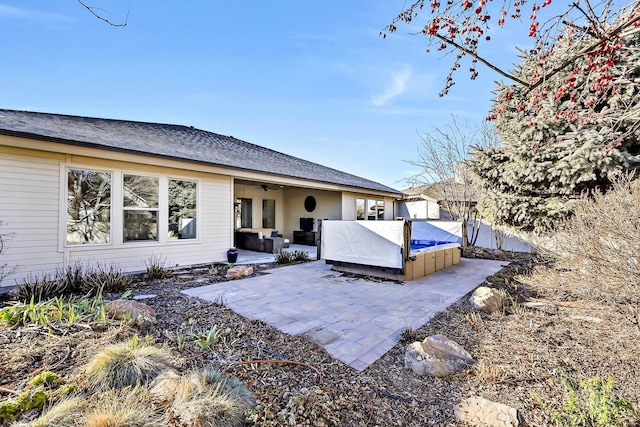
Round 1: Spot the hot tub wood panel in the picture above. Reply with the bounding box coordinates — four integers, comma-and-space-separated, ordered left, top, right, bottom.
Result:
424, 252, 436, 275
435, 250, 445, 271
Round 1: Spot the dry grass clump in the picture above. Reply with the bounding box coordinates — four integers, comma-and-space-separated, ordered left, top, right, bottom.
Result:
522, 174, 640, 305
145, 256, 172, 280
14, 262, 133, 302
84, 388, 166, 427
165, 368, 255, 427
82, 263, 132, 295
15, 273, 66, 303
83, 340, 174, 391
11, 397, 87, 427
274, 250, 310, 265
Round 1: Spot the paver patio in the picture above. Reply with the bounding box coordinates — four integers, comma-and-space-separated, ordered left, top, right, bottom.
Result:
183, 257, 506, 371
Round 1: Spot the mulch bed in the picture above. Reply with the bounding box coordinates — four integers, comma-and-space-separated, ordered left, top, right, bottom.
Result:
1, 254, 639, 426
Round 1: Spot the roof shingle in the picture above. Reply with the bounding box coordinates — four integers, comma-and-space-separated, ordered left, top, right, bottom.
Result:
0, 109, 401, 195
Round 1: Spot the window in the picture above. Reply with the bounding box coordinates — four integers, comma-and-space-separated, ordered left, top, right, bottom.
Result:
262, 199, 275, 228
357, 198, 385, 221
239, 198, 252, 228
123, 174, 159, 242
376, 200, 385, 220
356, 198, 365, 220
67, 169, 111, 245
169, 179, 197, 240
367, 199, 377, 220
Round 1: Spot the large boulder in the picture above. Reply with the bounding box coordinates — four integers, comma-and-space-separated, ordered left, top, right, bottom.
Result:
404, 334, 473, 377
105, 299, 156, 328
454, 396, 519, 427
470, 286, 504, 313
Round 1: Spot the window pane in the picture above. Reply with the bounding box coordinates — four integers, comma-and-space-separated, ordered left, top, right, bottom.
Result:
123, 211, 158, 241
367, 199, 376, 220
377, 200, 385, 220
356, 198, 365, 220
67, 169, 111, 245
240, 198, 252, 229
123, 175, 158, 208
169, 179, 197, 240
262, 199, 275, 228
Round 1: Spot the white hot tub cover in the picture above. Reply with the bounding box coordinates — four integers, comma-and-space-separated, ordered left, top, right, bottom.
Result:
321, 221, 404, 269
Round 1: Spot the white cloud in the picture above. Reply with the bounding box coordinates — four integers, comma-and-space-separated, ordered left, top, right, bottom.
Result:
371, 67, 412, 106
0, 4, 70, 22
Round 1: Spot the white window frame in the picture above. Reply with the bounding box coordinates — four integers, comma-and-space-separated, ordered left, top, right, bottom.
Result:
356, 197, 385, 221
168, 177, 198, 241
122, 173, 161, 244
61, 164, 201, 250
61, 164, 114, 249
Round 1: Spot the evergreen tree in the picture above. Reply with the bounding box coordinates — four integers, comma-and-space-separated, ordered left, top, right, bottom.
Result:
468, 13, 640, 231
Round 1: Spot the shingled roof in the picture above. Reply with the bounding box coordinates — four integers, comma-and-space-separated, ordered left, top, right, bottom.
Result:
0, 109, 401, 195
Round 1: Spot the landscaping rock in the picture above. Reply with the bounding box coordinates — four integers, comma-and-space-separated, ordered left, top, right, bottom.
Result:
105, 299, 156, 328
133, 294, 157, 300
405, 334, 473, 377
470, 286, 504, 313
491, 249, 505, 257
226, 265, 254, 279
454, 396, 519, 427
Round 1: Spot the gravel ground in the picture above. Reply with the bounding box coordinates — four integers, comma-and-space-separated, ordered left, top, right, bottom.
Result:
2, 253, 639, 426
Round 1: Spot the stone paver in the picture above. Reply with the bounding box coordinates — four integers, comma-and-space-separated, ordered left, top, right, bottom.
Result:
182, 258, 506, 371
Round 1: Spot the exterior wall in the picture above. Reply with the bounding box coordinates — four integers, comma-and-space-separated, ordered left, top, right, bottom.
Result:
342, 193, 396, 222
0, 146, 65, 287
0, 145, 233, 287
282, 187, 341, 240
0, 135, 403, 287
398, 200, 440, 219
233, 183, 284, 234
341, 193, 357, 221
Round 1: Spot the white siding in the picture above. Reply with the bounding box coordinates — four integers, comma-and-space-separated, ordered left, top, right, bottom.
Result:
341, 193, 357, 221
340, 193, 396, 222
0, 150, 64, 286
0, 147, 234, 288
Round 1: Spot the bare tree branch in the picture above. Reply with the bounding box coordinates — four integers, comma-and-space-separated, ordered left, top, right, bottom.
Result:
432, 34, 530, 87
76, 0, 129, 27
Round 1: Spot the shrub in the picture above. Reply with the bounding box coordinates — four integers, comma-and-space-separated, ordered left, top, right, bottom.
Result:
534, 371, 637, 427
0, 293, 106, 327
15, 273, 66, 303
83, 340, 174, 391
56, 262, 86, 295
14, 262, 133, 302
275, 250, 310, 265
521, 174, 640, 304
167, 368, 255, 427
292, 250, 310, 262
82, 263, 132, 295
145, 255, 172, 280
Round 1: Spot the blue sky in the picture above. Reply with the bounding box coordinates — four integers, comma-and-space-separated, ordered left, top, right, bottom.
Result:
1, 1, 535, 189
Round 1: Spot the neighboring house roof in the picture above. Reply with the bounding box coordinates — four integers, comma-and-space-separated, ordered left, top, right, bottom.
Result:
0, 109, 401, 195
402, 180, 477, 203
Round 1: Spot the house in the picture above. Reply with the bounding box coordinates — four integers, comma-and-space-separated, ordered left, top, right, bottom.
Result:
400, 181, 478, 221
0, 109, 403, 287
400, 181, 535, 253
